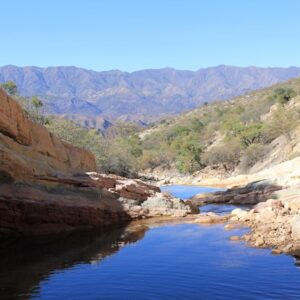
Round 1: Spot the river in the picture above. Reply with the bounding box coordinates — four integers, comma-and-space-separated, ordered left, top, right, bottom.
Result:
0, 185, 300, 299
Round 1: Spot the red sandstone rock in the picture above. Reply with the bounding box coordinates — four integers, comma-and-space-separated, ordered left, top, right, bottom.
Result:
0, 89, 197, 236
0, 90, 123, 236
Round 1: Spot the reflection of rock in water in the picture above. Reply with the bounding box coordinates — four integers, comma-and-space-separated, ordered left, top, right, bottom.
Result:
0, 225, 148, 300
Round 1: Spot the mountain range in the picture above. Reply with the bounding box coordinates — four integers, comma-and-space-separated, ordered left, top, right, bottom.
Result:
1, 65, 300, 125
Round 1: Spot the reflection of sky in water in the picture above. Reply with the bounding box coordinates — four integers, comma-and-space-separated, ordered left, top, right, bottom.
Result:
200, 203, 250, 214
161, 185, 249, 216
33, 223, 300, 300
8, 185, 300, 300
161, 185, 224, 199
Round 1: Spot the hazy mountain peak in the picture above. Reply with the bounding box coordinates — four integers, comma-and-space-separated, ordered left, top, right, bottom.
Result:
1, 65, 300, 123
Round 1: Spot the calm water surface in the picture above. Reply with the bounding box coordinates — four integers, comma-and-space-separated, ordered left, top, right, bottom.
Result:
1, 185, 300, 300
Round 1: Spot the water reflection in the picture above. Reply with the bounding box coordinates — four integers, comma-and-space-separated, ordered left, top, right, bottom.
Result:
1, 183, 300, 300
0, 225, 148, 300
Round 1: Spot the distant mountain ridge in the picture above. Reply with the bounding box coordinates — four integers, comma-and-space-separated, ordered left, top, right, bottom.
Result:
1, 64, 300, 123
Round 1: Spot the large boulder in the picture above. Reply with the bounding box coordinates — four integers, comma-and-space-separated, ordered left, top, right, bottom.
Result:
141, 193, 199, 217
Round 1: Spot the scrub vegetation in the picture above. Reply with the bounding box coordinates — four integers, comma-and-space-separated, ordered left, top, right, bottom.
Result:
2, 78, 300, 176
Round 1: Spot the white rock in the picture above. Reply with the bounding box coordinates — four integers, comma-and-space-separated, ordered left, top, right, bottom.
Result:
231, 208, 247, 218
291, 214, 300, 240
288, 199, 300, 214
254, 207, 277, 222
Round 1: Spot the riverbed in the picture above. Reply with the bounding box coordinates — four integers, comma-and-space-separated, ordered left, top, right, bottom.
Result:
1, 186, 300, 299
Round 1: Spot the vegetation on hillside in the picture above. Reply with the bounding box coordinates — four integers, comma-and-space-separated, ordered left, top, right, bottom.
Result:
46, 120, 142, 176
138, 79, 300, 174
1, 81, 49, 125
2, 79, 300, 176
1, 80, 143, 176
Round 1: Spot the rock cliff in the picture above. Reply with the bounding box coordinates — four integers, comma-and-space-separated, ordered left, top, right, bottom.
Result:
0, 89, 197, 236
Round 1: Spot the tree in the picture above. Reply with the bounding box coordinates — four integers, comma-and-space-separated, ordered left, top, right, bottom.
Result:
31, 96, 43, 110
31, 96, 44, 120
226, 121, 266, 147
172, 135, 204, 173
0, 81, 18, 95
20, 96, 49, 125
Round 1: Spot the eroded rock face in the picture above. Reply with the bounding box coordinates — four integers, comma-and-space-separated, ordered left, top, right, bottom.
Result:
0, 89, 96, 183
0, 89, 31, 145
0, 89, 198, 236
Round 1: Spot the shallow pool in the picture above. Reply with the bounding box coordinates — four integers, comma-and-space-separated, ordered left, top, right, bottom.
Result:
0, 185, 299, 300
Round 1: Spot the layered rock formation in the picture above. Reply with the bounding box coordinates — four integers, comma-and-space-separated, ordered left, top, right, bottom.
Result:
190, 180, 282, 206
0, 89, 197, 236
87, 173, 198, 218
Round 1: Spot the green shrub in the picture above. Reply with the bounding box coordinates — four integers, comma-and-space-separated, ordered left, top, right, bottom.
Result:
270, 87, 297, 104
0, 81, 18, 95
172, 136, 203, 173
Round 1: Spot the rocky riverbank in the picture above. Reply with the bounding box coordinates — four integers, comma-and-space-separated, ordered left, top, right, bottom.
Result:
0, 89, 198, 236
185, 185, 300, 256
140, 151, 300, 189
227, 188, 300, 256
142, 154, 300, 256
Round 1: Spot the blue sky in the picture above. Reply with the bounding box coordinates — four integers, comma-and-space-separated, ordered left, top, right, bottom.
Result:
1, 0, 300, 71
